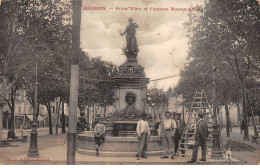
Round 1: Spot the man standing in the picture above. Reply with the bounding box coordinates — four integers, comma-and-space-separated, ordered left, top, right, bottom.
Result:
174, 113, 185, 156
160, 111, 177, 159
136, 113, 150, 160
187, 112, 208, 163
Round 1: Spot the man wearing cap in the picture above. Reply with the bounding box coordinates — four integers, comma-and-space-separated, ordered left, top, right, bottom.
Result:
94, 117, 106, 156
174, 112, 186, 156
187, 112, 208, 163
160, 111, 177, 159
136, 113, 150, 160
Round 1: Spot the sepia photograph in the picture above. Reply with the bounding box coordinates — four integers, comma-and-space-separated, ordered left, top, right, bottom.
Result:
0, 0, 259, 165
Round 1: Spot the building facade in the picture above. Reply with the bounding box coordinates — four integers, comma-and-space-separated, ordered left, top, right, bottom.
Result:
2, 89, 69, 130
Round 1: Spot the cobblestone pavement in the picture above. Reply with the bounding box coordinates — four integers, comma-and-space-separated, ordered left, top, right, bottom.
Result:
0, 126, 259, 165
1, 127, 52, 139
220, 126, 260, 165
0, 128, 67, 161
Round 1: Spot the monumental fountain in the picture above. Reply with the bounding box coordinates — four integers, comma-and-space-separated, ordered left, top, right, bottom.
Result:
77, 18, 163, 156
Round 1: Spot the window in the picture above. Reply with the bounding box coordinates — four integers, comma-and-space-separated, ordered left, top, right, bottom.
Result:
40, 107, 44, 115
15, 93, 20, 101
30, 106, 33, 114
18, 106, 21, 114
20, 93, 24, 101
52, 106, 55, 113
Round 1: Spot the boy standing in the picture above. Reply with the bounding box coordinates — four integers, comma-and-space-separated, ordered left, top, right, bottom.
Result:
94, 118, 106, 156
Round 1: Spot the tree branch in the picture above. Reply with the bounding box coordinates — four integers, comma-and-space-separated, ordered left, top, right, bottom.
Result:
4, 99, 12, 110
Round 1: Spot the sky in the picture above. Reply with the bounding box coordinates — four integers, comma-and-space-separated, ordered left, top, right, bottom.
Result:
80, 0, 204, 90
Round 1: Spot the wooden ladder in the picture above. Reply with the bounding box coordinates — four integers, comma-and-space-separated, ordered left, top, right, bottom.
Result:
176, 89, 224, 157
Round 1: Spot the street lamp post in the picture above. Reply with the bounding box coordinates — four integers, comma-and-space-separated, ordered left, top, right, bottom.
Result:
211, 58, 223, 159
27, 62, 39, 158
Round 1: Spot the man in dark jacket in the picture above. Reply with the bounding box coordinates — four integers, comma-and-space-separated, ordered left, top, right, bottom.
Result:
187, 112, 208, 163
174, 113, 185, 156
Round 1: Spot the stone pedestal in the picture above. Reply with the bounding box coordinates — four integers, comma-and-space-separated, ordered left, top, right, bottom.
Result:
211, 123, 224, 159
110, 54, 149, 136
112, 55, 149, 120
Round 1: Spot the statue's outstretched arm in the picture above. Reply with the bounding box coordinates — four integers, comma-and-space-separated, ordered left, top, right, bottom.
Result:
134, 23, 139, 28
121, 26, 129, 36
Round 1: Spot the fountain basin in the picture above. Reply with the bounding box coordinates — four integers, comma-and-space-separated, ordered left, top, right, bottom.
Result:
77, 131, 164, 157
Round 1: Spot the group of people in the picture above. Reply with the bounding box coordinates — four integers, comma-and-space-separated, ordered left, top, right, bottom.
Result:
93, 111, 208, 163
136, 111, 185, 160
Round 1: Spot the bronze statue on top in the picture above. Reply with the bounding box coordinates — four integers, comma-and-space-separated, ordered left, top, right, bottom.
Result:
120, 18, 139, 56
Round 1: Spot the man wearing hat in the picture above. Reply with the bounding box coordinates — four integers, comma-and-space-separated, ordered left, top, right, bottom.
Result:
136, 113, 150, 160
160, 111, 177, 159
174, 112, 186, 156
187, 112, 208, 163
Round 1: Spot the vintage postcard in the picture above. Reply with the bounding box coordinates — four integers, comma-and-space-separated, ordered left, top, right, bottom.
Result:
0, 0, 259, 165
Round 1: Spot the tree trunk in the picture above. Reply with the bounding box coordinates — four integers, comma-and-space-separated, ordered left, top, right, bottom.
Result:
236, 102, 242, 134
8, 87, 16, 138
0, 106, 3, 142
46, 102, 53, 135
93, 102, 95, 124
10, 101, 15, 133
0, 62, 18, 140
182, 105, 185, 121
245, 91, 258, 137
223, 91, 230, 137
86, 105, 89, 130
228, 116, 232, 132
55, 101, 58, 135
61, 102, 66, 134
104, 106, 106, 118
55, 100, 61, 135
241, 82, 249, 140
217, 105, 223, 130
227, 104, 232, 132
250, 106, 258, 136
224, 102, 230, 137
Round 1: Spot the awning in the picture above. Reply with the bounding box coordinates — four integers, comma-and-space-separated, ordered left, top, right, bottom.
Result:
26, 115, 33, 121
25, 115, 43, 121
38, 116, 44, 121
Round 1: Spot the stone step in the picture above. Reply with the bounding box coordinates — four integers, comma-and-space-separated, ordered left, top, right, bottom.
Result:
178, 148, 213, 153
180, 143, 194, 145
77, 148, 164, 157
182, 138, 195, 140
183, 132, 195, 135
178, 148, 193, 151
181, 137, 213, 141
188, 117, 198, 119
178, 154, 192, 157
191, 107, 208, 109
0, 142, 19, 147
118, 131, 137, 136
186, 123, 196, 125
193, 102, 201, 104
